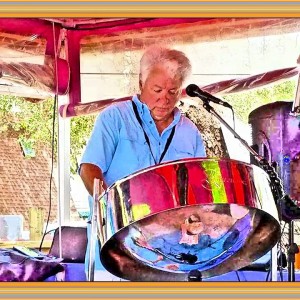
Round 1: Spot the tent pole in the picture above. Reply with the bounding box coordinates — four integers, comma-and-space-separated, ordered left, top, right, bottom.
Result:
57, 95, 71, 259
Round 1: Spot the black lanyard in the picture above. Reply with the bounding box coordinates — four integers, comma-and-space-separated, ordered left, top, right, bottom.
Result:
132, 101, 176, 164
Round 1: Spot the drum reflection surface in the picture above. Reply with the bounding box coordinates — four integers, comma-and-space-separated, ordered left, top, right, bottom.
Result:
98, 158, 280, 281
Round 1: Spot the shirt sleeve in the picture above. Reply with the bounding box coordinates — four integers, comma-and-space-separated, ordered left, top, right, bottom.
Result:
79, 106, 120, 174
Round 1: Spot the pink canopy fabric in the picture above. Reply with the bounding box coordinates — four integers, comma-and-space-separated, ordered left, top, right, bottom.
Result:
59, 66, 299, 118
1, 17, 300, 114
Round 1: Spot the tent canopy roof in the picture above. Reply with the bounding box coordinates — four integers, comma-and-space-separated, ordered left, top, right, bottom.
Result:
0, 17, 299, 116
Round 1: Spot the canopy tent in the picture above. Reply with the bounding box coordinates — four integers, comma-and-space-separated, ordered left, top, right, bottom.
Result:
1, 17, 300, 110
1, 16, 300, 228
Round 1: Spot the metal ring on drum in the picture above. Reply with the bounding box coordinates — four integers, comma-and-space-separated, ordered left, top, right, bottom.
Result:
97, 158, 281, 281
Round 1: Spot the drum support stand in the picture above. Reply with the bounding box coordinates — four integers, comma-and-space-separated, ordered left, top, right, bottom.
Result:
287, 221, 299, 282
87, 178, 100, 282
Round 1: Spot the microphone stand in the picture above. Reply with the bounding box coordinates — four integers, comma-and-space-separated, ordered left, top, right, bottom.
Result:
197, 98, 300, 281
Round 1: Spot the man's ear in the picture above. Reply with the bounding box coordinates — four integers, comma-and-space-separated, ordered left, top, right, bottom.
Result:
139, 77, 143, 90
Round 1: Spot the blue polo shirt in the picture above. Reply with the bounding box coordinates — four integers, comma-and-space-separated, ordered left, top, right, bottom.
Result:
80, 95, 206, 274
81, 95, 206, 187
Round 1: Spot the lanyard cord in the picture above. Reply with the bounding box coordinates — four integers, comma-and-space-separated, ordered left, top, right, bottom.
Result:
132, 101, 176, 164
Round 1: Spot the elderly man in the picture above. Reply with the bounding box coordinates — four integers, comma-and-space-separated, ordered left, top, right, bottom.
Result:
79, 46, 206, 280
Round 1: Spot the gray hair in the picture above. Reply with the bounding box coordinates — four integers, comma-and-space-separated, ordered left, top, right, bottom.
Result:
139, 46, 192, 86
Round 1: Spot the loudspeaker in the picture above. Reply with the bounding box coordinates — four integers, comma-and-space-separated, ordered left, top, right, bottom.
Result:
48, 226, 87, 263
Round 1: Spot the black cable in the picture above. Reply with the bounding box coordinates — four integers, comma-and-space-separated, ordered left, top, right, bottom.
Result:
265, 222, 288, 282
38, 95, 57, 251
229, 107, 236, 132
279, 268, 284, 282
38, 21, 60, 252
266, 270, 270, 281
235, 270, 242, 281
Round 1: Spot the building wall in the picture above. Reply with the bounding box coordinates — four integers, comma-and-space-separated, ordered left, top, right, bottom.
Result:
80, 31, 300, 103
0, 134, 79, 239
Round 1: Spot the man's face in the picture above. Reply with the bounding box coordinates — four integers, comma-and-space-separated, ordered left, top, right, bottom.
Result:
186, 220, 204, 235
185, 215, 204, 235
139, 64, 182, 122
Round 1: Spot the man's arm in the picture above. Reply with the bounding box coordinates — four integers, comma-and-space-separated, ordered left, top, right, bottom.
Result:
79, 163, 107, 196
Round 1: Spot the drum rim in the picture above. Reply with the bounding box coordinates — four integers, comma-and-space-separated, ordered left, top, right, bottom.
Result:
105, 157, 266, 192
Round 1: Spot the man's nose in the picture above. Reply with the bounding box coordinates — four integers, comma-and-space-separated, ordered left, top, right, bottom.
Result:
161, 90, 170, 103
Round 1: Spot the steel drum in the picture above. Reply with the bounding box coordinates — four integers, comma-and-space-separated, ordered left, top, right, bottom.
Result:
97, 158, 281, 281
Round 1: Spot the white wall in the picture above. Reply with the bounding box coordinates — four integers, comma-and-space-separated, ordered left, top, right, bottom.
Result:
80, 31, 300, 103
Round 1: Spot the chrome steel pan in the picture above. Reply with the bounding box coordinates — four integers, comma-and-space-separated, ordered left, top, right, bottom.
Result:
97, 158, 280, 281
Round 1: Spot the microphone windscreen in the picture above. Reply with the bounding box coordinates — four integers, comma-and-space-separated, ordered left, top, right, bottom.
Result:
185, 84, 200, 97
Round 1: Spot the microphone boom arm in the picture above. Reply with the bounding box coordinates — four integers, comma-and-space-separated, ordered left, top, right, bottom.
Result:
200, 100, 263, 162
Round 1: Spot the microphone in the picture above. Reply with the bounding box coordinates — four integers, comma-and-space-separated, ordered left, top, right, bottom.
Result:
185, 84, 232, 108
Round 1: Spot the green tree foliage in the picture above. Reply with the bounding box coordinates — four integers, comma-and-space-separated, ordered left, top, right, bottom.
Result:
0, 95, 57, 151
0, 79, 297, 174
223, 80, 296, 122
0, 95, 96, 174
70, 114, 96, 174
